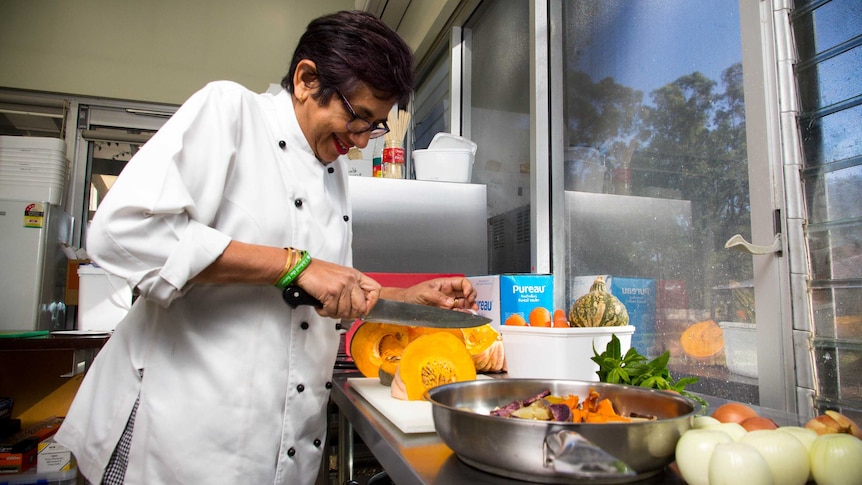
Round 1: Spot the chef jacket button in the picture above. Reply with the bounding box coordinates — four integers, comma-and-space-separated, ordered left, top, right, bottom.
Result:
327, 167, 334, 174
294, 199, 303, 208
342, 215, 349, 222
335, 322, 342, 331
325, 381, 332, 389
287, 447, 296, 457
300, 321, 309, 330
278, 140, 286, 149
297, 384, 305, 393
313, 438, 322, 447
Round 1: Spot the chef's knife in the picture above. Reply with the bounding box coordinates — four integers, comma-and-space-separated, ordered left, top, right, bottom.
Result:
282, 285, 491, 328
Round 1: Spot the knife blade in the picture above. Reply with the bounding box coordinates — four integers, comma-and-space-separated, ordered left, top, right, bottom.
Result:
282, 285, 491, 328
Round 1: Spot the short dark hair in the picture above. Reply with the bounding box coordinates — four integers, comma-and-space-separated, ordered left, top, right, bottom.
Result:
282, 10, 414, 108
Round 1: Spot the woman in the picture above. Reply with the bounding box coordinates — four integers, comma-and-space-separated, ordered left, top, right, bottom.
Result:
56, 10, 477, 485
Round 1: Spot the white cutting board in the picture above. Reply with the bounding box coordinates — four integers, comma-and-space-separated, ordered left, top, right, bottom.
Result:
348, 376, 490, 434
349, 377, 437, 433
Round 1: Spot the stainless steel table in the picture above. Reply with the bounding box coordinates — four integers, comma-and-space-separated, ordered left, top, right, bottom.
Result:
329, 376, 687, 485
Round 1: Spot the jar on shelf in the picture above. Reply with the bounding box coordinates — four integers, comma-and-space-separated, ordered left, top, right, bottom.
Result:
372, 138, 383, 177
381, 140, 405, 179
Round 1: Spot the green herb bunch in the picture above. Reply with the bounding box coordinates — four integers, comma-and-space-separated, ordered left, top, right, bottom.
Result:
592, 334, 709, 410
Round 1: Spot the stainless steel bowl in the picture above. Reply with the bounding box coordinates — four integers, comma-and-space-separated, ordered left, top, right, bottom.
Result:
427, 379, 697, 484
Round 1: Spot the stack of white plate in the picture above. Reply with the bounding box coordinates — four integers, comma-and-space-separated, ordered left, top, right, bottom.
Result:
0, 136, 68, 204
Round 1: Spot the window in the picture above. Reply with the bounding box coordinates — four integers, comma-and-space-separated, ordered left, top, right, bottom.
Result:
556, 0, 759, 402
791, 0, 862, 423
71, 105, 173, 245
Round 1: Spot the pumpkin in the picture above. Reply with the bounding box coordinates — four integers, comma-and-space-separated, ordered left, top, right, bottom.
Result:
461, 324, 506, 373
349, 322, 410, 378
391, 332, 477, 401
407, 326, 464, 343
680, 319, 724, 358
568, 277, 629, 327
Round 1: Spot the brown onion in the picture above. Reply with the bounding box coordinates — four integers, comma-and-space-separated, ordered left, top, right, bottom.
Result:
740, 416, 778, 431
712, 402, 759, 424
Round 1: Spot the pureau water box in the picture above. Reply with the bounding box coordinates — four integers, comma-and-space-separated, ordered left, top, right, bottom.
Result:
469, 274, 555, 327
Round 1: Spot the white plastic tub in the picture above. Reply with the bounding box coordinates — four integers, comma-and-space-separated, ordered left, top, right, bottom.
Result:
413, 148, 474, 183
719, 321, 758, 378
501, 325, 635, 381
77, 264, 132, 331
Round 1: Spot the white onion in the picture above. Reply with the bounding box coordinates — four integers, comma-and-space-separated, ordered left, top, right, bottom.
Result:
693, 415, 721, 429
740, 429, 809, 485
810, 433, 862, 485
774, 426, 817, 452
675, 428, 734, 485
704, 421, 747, 441
708, 442, 773, 485
775, 425, 818, 481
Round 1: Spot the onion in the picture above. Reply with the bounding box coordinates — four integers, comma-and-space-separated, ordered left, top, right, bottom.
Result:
740, 416, 778, 431
774, 426, 818, 481
740, 429, 809, 485
675, 429, 734, 485
712, 402, 759, 424
704, 421, 747, 441
693, 415, 721, 429
809, 433, 862, 485
708, 442, 773, 485
775, 426, 817, 452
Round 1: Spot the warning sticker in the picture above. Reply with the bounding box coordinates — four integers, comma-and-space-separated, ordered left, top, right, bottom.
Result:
24, 202, 45, 229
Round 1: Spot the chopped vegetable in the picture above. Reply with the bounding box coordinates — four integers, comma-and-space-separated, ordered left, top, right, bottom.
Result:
592, 334, 708, 409
490, 387, 636, 423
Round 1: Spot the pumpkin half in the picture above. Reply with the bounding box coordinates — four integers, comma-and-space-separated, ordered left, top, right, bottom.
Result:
349, 322, 410, 378
395, 331, 477, 400
680, 319, 724, 358
461, 324, 506, 373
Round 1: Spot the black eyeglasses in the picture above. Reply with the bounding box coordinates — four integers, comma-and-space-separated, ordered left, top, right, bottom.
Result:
335, 89, 390, 139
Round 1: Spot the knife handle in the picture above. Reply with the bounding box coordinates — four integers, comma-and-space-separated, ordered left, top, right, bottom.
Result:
282, 286, 323, 309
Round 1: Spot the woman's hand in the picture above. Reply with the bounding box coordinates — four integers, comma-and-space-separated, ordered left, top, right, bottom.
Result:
293, 259, 381, 319
382, 277, 478, 311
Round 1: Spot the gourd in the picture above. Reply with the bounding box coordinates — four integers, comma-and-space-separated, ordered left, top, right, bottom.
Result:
680, 319, 725, 358
407, 326, 463, 343
349, 322, 410, 378
390, 332, 477, 401
568, 277, 629, 327
461, 324, 507, 373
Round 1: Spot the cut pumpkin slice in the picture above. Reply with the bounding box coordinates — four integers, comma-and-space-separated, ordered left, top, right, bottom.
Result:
407, 326, 464, 343
680, 319, 725, 358
396, 332, 477, 400
349, 322, 410, 378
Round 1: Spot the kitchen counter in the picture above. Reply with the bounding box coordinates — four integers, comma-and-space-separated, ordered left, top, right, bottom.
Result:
329, 376, 688, 484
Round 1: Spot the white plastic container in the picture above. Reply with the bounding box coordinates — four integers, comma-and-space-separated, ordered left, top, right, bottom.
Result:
413, 148, 474, 183
77, 264, 132, 331
719, 321, 758, 378
501, 325, 635, 381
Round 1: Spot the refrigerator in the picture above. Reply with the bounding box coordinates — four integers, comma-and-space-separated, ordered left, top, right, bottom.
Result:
0, 199, 72, 331
349, 177, 488, 276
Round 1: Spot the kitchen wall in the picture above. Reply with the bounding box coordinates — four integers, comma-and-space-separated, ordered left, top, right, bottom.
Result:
0, 0, 352, 105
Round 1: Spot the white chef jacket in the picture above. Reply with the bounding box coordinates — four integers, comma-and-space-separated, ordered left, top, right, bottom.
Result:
55, 81, 352, 485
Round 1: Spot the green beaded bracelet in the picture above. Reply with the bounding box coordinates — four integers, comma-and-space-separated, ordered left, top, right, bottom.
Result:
274, 250, 311, 289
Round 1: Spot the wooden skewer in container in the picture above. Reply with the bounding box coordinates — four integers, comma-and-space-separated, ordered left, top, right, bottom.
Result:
381, 108, 411, 179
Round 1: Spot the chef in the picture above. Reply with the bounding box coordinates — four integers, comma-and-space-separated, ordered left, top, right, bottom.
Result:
56, 10, 477, 485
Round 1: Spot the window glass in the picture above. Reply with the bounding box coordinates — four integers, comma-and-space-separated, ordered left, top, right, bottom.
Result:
560, 0, 755, 402
793, 0, 862, 421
